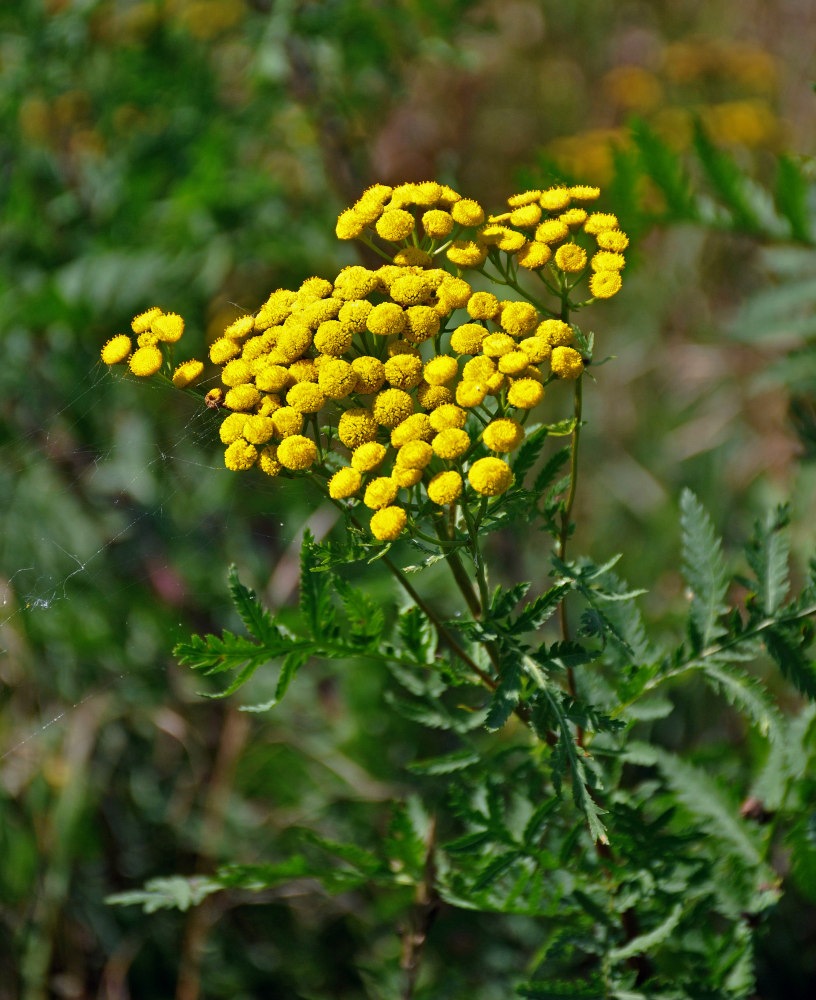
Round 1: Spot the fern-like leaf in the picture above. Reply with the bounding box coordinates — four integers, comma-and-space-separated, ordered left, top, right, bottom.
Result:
680, 489, 729, 648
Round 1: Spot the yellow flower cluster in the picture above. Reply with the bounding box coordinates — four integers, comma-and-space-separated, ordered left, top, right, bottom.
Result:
334, 181, 627, 301
100, 308, 205, 388
104, 180, 625, 544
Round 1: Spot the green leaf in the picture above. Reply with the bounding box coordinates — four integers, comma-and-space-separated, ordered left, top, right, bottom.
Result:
300, 530, 335, 637
680, 489, 729, 648
511, 583, 571, 633
227, 565, 275, 644
608, 902, 684, 962
517, 979, 606, 1000
512, 424, 551, 483
334, 575, 386, 646
775, 156, 813, 243
274, 648, 310, 704
745, 506, 790, 615
692, 120, 762, 233
485, 659, 524, 731
533, 446, 570, 496
490, 582, 531, 619
407, 749, 482, 775
630, 118, 697, 219
472, 850, 521, 891
703, 662, 783, 741
765, 626, 816, 700
106, 876, 221, 914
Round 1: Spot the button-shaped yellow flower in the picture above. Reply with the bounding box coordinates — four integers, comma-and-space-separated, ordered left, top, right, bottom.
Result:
550, 346, 585, 379
468, 456, 513, 496
338, 407, 378, 448
370, 505, 407, 541
364, 476, 399, 510
101, 335, 132, 365
427, 470, 463, 505
129, 345, 163, 377
329, 467, 362, 499
224, 439, 258, 471
277, 435, 318, 471
483, 418, 524, 453
373, 388, 414, 428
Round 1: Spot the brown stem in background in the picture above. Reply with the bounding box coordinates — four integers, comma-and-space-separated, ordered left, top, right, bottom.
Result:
399, 817, 440, 1000
175, 707, 250, 1000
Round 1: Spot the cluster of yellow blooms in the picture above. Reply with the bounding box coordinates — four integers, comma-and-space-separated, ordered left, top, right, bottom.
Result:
102, 181, 626, 542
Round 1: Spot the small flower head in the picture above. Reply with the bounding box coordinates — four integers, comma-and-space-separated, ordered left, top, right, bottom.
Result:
338, 407, 378, 449
391, 413, 433, 447
367, 302, 407, 337
535, 219, 570, 244
396, 440, 433, 470
468, 456, 513, 496
516, 241, 553, 270
237, 415, 274, 446
277, 434, 318, 471
449, 323, 487, 355
172, 359, 204, 388
507, 377, 545, 409
451, 199, 485, 227
427, 470, 463, 505
259, 445, 282, 478
569, 185, 601, 201
333, 266, 380, 302
129, 345, 163, 377
589, 270, 623, 299
272, 406, 305, 438
329, 466, 362, 499
456, 381, 488, 407
519, 335, 551, 364
538, 319, 574, 347
364, 476, 399, 510
393, 246, 433, 267
591, 251, 625, 271
101, 334, 132, 365
429, 404, 467, 432
131, 307, 162, 334
498, 350, 530, 375
314, 320, 353, 355
153, 312, 184, 343
583, 212, 619, 235
507, 189, 542, 207
318, 359, 357, 399
438, 277, 472, 309
392, 466, 422, 487
373, 387, 414, 428
287, 382, 325, 413
224, 315, 255, 340
422, 209, 455, 238
376, 209, 415, 242
334, 305, 370, 339
256, 364, 291, 393
221, 358, 254, 386
416, 382, 453, 409
509, 203, 543, 228
224, 439, 258, 471
390, 274, 434, 307
539, 187, 572, 211
554, 243, 588, 273
467, 292, 500, 321
384, 353, 423, 391
352, 355, 386, 394
446, 240, 488, 268
596, 229, 629, 252
351, 441, 387, 473
336, 208, 367, 240
404, 305, 440, 344
482, 333, 516, 358
423, 355, 459, 386
370, 505, 407, 542
224, 384, 262, 411
560, 208, 588, 227
219, 412, 247, 444
432, 427, 470, 460
550, 346, 585, 379
500, 301, 538, 337
482, 418, 524, 453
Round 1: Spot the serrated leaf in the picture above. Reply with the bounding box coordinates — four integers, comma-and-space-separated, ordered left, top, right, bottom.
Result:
407, 749, 481, 775
545, 417, 577, 436
334, 575, 385, 646
746, 507, 790, 615
533, 446, 570, 496
775, 155, 813, 243
485, 660, 524, 731
630, 118, 697, 219
517, 979, 606, 999
765, 626, 816, 700
300, 530, 335, 637
273, 647, 310, 704
512, 424, 551, 483
692, 120, 762, 232
609, 903, 684, 962
472, 850, 521, 892
680, 489, 729, 647
703, 662, 782, 741
490, 582, 531, 620
227, 565, 275, 644
106, 876, 221, 914
512, 583, 571, 633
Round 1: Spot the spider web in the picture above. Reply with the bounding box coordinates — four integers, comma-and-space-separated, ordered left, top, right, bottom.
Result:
0, 359, 327, 766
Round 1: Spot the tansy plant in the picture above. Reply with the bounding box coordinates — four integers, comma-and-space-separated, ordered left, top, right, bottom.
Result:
104, 180, 816, 999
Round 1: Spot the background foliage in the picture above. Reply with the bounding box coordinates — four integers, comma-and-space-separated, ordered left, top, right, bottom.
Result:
2, 1, 816, 997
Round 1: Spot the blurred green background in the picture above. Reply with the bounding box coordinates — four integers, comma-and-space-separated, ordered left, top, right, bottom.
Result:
2, 1, 816, 997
